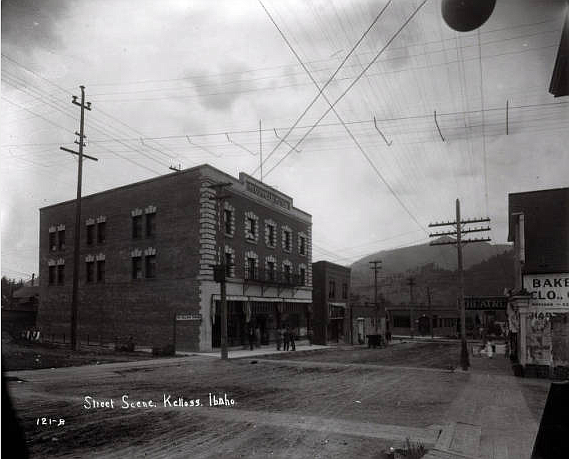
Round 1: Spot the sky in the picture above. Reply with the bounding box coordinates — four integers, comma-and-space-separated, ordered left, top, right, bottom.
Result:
1, 0, 568, 281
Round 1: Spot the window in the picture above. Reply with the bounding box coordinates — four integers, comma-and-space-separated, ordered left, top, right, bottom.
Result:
224, 209, 232, 235
86, 261, 94, 283
299, 267, 306, 286
146, 213, 155, 237
268, 225, 275, 246
48, 266, 56, 285
97, 222, 106, 243
132, 256, 142, 279
328, 280, 336, 299
247, 218, 256, 239
96, 260, 105, 283
283, 264, 291, 283
58, 230, 65, 250
49, 232, 56, 252
57, 265, 65, 285
247, 257, 257, 280
299, 235, 306, 255
132, 215, 142, 239
267, 261, 276, 281
342, 283, 348, 299
86, 225, 94, 245
225, 252, 233, 278
145, 254, 156, 278
282, 227, 292, 252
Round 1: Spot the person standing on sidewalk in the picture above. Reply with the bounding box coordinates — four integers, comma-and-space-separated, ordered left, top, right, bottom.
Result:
276, 326, 283, 350
289, 327, 296, 351
248, 324, 255, 350
283, 325, 290, 351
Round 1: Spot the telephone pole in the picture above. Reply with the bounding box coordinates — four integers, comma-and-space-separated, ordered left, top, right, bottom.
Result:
60, 86, 96, 351
369, 260, 382, 334
207, 181, 233, 360
407, 277, 416, 338
429, 198, 491, 370
427, 286, 433, 339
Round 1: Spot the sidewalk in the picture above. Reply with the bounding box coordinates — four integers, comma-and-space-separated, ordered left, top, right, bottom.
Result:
182, 342, 329, 359
427, 353, 549, 459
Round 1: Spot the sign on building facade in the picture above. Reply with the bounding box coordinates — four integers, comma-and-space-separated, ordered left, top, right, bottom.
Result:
523, 273, 569, 310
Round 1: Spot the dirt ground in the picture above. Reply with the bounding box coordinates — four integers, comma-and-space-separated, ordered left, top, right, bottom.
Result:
5, 342, 548, 459
1, 339, 160, 371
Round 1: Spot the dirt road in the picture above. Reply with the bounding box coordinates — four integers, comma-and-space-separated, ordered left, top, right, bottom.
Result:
6, 342, 547, 458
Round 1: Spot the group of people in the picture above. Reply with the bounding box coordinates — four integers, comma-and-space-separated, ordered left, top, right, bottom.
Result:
247, 324, 296, 351
276, 325, 295, 351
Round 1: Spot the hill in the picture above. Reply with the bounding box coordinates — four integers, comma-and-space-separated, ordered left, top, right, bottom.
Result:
350, 239, 513, 306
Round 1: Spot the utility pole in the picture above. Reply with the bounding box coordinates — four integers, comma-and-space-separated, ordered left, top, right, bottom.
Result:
427, 286, 433, 339
429, 198, 491, 370
259, 120, 263, 182
207, 182, 233, 360
369, 260, 382, 334
60, 86, 96, 351
407, 277, 416, 338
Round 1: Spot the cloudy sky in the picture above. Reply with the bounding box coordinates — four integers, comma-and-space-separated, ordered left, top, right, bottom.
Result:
2, 0, 568, 280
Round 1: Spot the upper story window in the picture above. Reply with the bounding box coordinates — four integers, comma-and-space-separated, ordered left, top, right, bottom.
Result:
282, 260, 293, 284
265, 220, 277, 248
224, 203, 235, 237
57, 264, 65, 285
132, 215, 142, 239
342, 283, 348, 299
86, 259, 95, 283
245, 251, 258, 280
58, 229, 66, 250
131, 248, 143, 280
145, 206, 156, 237
298, 233, 307, 256
329, 280, 336, 299
265, 255, 277, 281
132, 256, 143, 279
97, 222, 106, 243
144, 247, 157, 278
244, 212, 259, 243
146, 213, 156, 237
224, 246, 235, 278
282, 225, 292, 253
96, 259, 105, 283
49, 230, 57, 252
86, 223, 95, 245
299, 264, 307, 286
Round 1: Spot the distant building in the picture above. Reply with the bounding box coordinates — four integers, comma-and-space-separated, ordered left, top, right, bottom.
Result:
312, 261, 350, 345
1, 284, 39, 336
38, 164, 312, 352
507, 187, 569, 377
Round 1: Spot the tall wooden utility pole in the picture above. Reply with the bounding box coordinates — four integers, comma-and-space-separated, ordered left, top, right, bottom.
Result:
207, 182, 233, 360
427, 286, 433, 339
407, 277, 416, 338
259, 120, 263, 182
429, 198, 490, 370
369, 260, 382, 334
60, 86, 96, 351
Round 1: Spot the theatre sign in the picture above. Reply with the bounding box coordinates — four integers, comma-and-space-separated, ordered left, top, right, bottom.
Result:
523, 273, 569, 310
464, 296, 507, 311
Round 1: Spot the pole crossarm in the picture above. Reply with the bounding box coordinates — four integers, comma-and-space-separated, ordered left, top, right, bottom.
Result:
429, 226, 491, 237
461, 237, 492, 244
60, 146, 98, 162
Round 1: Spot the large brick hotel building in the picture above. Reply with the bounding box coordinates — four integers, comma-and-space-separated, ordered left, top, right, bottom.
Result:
38, 164, 312, 352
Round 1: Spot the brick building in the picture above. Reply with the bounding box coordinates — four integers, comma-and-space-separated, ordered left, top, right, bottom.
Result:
507, 187, 569, 377
312, 261, 350, 345
38, 164, 312, 352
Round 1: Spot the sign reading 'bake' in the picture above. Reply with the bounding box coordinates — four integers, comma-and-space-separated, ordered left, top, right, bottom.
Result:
523, 273, 569, 310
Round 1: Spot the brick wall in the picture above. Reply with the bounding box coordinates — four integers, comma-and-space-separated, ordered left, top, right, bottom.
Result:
38, 169, 203, 350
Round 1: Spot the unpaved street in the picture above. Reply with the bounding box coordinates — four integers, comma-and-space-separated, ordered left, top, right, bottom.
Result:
6, 342, 548, 458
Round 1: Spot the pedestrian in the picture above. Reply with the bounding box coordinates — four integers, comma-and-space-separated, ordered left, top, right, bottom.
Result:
289, 327, 296, 351
248, 325, 255, 350
276, 326, 283, 350
255, 325, 261, 348
283, 325, 290, 351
